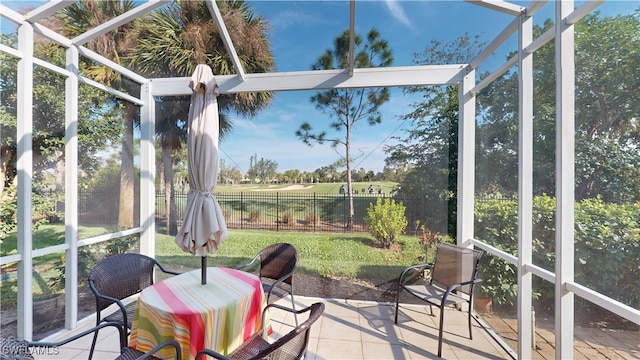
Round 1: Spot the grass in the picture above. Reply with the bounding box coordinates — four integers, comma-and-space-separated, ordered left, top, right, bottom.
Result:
1, 223, 427, 308
158, 229, 426, 280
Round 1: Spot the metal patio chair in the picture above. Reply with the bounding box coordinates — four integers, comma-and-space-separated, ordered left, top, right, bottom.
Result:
394, 242, 483, 357
88, 253, 180, 359
237, 243, 300, 326
195, 302, 325, 360
0, 322, 180, 360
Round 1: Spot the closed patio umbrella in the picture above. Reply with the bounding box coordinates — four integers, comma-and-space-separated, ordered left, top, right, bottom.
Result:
175, 64, 228, 284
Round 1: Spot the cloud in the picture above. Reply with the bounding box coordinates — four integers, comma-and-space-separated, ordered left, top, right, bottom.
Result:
384, 0, 412, 28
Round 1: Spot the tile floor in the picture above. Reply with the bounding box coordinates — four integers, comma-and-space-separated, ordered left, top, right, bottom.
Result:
34, 296, 513, 360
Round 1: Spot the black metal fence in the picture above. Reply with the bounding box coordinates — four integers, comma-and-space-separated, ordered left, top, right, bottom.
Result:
42, 189, 514, 234
156, 192, 442, 234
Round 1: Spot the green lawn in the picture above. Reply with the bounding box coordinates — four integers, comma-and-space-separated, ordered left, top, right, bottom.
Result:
1, 225, 427, 307
157, 229, 426, 280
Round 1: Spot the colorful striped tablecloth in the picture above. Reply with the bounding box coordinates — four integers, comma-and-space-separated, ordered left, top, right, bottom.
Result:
129, 267, 268, 360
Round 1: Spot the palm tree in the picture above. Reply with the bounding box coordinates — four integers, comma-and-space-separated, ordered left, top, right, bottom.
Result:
124, 0, 275, 234
56, 0, 140, 230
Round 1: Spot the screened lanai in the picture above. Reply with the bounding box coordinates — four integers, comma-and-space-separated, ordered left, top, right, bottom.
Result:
1, 1, 639, 359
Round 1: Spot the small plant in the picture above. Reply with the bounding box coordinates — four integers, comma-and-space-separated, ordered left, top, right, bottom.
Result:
364, 198, 408, 249
417, 225, 442, 261
249, 210, 261, 222
305, 212, 320, 225
281, 212, 293, 225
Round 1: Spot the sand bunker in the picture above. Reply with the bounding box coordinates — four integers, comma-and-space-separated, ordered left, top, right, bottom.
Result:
253, 184, 314, 191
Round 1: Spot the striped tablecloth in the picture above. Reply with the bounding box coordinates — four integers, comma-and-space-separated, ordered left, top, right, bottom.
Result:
129, 267, 268, 360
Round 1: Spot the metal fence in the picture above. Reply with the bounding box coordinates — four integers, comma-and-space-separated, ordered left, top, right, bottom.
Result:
156, 192, 443, 234
42, 189, 514, 234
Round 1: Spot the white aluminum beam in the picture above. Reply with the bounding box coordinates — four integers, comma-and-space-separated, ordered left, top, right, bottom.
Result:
65, 45, 80, 328
16, 23, 34, 341
205, 0, 246, 80
0, 43, 21, 58
555, 1, 576, 358
457, 68, 476, 247
139, 82, 156, 258
25, 0, 74, 23
348, 0, 355, 76
465, 0, 524, 16
149, 65, 465, 96
72, 0, 169, 46
0, 4, 24, 24
567, 282, 640, 326
517, 11, 534, 358
566, 0, 603, 25
77, 46, 148, 85
33, 22, 73, 47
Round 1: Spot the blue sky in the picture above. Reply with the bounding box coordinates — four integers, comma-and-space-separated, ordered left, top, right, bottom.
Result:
3, 1, 638, 174
218, 0, 638, 174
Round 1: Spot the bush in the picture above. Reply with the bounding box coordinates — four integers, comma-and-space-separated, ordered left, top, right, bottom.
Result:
249, 210, 261, 222
475, 195, 640, 312
305, 212, 320, 225
364, 198, 408, 248
281, 212, 293, 225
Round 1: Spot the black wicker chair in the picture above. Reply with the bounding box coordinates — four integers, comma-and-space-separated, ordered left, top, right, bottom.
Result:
394, 242, 483, 357
195, 302, 324, 360
0, 322, 181, 360
88, 253, 180, 359
237, 243, 300, 326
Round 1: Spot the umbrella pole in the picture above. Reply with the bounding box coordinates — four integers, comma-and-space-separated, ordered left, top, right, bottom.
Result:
201, 256, 207, 285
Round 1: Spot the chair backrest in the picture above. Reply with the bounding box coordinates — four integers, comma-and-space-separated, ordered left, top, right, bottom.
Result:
252, 302, 324, 360
259, 243, 298, 285
430, 243, 483, 295
88, 253, 159, 312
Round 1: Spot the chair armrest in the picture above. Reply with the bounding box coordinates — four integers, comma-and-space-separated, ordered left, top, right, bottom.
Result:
28, 322, 125, 349
89, 281, 131, 328
264, 266, 295, 299
398, 263, 434, 285
440, 278, 483, 305
195, 349, 232, 360
134, 340, 182, 360
236, 254, 260, 271
156, 263, 181, 276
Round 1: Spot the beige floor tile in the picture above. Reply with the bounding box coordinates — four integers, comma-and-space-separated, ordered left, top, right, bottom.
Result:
315, 338, 363, 360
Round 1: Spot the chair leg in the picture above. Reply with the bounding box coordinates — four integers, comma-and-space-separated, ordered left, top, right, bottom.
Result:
289, 292, 299, 327
88, 327, 99, 360
438, 307, 445, 357
394, 286, 401, 324
467, 306, 473, 339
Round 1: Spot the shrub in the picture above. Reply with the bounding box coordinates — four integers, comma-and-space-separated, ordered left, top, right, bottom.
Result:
281, 212, 293, 225
416, 224, 443, 261
364, 198, 408, 248
305, 212, 320, 225
475, 195, 640, 313
249, 210, 261, 223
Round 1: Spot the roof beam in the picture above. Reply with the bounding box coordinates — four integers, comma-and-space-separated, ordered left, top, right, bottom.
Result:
348, 0, 355, 76
149, 65, 465, 96
25, 0, 74, 23
205, 0, 246, 81
465, 0, 524, 16
72, 0, 169, 46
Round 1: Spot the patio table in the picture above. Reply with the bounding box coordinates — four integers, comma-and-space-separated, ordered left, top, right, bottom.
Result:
129, 267, 269, 360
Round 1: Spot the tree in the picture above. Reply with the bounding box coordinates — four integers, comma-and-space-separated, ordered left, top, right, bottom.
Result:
296, 28, 393, 228
56, 0, 141, 230
122, 0, 275, 234
247, 156, 278, 184
478, 12, 640, 201
218, 159, 243, 185
385, 34, 486, 236
0, 33, 122, 233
